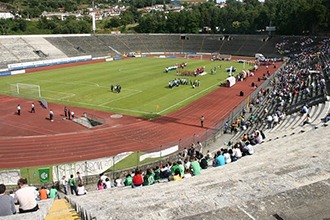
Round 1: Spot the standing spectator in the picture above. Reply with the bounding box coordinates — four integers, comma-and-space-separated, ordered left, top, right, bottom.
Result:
76, 172, 83, 186
64, 106, 68, 118
200, 115, 204, 127
69, 174, 77, 195
196, 141, 203, 154
0, 183, 16, 216
61, 176, 68, 195
68, 109, 71, 120
14, 178, 39, 214
49, 109, 54, 122
17, 104, 21, 116
30, 103, 35, 113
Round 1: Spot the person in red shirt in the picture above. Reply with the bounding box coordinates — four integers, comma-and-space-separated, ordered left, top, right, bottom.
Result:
132, 169, 143, 188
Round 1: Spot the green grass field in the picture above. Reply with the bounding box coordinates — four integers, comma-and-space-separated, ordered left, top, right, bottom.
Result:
0, 58, 248, 117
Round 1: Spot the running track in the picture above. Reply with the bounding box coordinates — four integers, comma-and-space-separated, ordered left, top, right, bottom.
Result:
0, 64, 278, 168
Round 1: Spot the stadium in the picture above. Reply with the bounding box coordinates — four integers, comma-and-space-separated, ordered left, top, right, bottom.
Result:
0, 34, 329, 219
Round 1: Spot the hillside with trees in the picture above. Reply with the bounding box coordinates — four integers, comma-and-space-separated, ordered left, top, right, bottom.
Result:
0, 0, 329, 35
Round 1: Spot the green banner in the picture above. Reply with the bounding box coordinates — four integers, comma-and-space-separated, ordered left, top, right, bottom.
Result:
38, 168, 50, 183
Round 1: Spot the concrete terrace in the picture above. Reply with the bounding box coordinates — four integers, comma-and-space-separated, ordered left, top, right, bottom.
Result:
65, 121, 330, 220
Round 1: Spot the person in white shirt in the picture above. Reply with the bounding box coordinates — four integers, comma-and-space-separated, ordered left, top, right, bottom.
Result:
223, 149, 231, 164
14, 178, 39, 213
76, 184, 87, 196
61, 176, 68, 195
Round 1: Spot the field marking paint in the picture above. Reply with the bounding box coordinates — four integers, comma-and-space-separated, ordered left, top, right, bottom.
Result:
31, 79, 109, 89
99, 89, 143, 106
45, 98, 152, 115
42, 90, 76, 100
157, 82, 219, 114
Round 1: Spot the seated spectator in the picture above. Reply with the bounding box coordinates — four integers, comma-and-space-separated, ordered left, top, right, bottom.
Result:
14, 178, 39, 213
39, 186, 48, 200
228, 149, 237, 162
153, 166, 161, 183
213, 151, 225, 167
232, 144, 243, 160
132, 169, 144, 188
169, 169, 182, 181
77, 184, 87, 196
243, 142, 254, 156
183, 168, 192, 179
0, 183, 16, 216
171, 161, 184, 177
190, 156, 202, 176
100, 173, 109, 187
97, 179, 104, 190
199, 156, 208, 169
49, 186, 59, 199
104, 178, 112, 189
301, 104, 309, 114
114, 176, 124, 187
223, 149, 231, 164
124, 174, 133, 187
143, 168, 155, 186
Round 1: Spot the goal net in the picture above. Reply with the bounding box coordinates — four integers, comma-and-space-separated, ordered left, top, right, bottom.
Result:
185, 54, 203, 60
10, 83, 42, 99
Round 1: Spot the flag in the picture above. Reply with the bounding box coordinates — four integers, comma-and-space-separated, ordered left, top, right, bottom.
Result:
38, 168, 50, 183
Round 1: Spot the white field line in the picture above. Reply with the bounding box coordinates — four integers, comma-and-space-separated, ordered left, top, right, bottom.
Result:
99, 89, 143, 106
157, 82, 219, 114
30, 79, 109, 88
45, 91, 76, 100
45, 97, 152, 114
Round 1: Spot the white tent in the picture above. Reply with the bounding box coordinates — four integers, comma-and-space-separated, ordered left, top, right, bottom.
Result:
225, 76, 236, 87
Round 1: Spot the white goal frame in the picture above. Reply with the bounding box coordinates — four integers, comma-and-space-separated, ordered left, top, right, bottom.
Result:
185, 54, 203, 60
13, 83, 41, 98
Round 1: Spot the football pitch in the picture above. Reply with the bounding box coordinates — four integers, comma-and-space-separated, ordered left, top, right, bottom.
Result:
0, 58, 247, 117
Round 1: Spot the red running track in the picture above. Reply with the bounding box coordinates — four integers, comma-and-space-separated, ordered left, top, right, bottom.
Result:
0, 64, 279, 168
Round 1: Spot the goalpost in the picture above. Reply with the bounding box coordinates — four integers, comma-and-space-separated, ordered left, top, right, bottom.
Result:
10, 83, 42, 99
185, 54, 203, 60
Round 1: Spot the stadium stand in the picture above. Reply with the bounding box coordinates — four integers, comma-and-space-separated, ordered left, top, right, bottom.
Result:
0, 34, 329, 220
0, 37, 40, 61
23, 37, 68, 59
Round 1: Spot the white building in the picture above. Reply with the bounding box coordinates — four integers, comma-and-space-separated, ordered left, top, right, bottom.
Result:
0, 12, 15, 19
